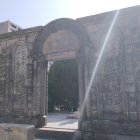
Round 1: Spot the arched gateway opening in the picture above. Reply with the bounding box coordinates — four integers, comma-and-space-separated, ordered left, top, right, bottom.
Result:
33, 18, 90, 127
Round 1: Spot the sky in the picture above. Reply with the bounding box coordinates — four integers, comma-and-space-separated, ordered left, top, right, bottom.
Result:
0, 0, 140, 29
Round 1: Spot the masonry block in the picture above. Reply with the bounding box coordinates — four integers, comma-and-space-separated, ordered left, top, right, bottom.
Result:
0, 123, 35, 140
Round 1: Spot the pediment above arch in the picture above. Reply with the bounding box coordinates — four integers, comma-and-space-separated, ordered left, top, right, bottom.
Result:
43, 29, 80, 55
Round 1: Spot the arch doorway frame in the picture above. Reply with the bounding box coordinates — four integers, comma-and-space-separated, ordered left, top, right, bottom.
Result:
33, 18, 90, 127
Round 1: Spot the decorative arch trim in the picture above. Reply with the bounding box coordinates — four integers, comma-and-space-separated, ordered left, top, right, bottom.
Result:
33, 18, 90, 60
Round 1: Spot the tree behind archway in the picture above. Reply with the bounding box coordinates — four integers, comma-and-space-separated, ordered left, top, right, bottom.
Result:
48, 59, 79, 112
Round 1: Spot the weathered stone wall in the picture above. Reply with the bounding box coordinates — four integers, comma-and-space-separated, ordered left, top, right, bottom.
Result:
77, 5, 140, 140
0, 27, 43, 125
0, 5, 140, 140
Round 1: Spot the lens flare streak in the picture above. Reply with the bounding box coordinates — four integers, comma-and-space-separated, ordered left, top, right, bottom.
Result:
80, 10, 120, 117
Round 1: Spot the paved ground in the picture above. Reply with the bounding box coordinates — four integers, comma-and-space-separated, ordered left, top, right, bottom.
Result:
44, 112, 78, 130
36, 113, 78, 140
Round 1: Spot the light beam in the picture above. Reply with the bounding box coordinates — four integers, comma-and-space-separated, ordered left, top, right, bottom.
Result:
80, 9, 120, 119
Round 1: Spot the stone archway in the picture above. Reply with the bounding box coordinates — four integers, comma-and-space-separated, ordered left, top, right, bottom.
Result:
33, 18, 90, 127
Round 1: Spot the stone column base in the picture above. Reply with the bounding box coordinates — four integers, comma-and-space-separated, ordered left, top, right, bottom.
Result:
73, 131, 140, 140
0, 123, 34, 140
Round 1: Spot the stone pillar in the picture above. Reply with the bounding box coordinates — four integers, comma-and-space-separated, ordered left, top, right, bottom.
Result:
77, 51, 86, 130
78, 61, 85, 112
45, 61, 48, 124
37, 60, 48, 127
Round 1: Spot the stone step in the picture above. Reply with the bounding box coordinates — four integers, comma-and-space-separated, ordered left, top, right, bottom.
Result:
35, 127, 75, 140
35, 139, 57, 140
